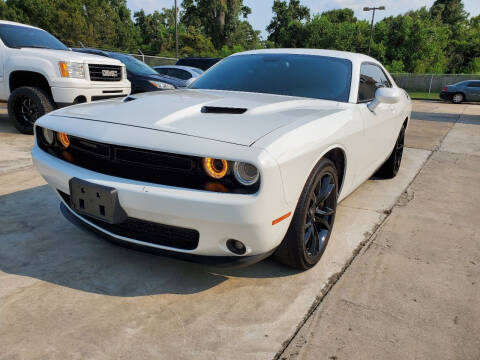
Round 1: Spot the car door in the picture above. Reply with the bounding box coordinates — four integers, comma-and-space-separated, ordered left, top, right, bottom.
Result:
357, 62, 402, 177
466, 81, 480, 101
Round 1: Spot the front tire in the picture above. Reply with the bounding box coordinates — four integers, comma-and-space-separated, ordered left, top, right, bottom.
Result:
273, 158, 338, 270
452, 93, 464, 104
375, 125, 405, 179
8, 86, 55, 134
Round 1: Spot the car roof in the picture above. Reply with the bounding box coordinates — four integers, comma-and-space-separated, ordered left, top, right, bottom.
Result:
0, 20, 43, 30
233, 48, 378, 64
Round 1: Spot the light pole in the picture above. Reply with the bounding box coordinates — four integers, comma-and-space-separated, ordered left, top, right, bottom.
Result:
363, 6, 385, 55
175, 0, 179, 59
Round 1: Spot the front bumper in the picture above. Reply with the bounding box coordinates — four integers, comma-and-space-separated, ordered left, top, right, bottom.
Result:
51, 82, 131, 106
32, 144, 291, 261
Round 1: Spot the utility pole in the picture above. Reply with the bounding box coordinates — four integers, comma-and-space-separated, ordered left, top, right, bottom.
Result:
175, 0, 179, 59
363, 6, 385, 55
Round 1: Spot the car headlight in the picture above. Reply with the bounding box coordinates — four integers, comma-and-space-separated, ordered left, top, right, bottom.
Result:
41, 127, 55, 146
121, 66, 127, 79
233, 162, 259, 186
149, 80, 175, 90
203, 158, 228, 179
57, 132, 70, 149
58, 61, 85, 79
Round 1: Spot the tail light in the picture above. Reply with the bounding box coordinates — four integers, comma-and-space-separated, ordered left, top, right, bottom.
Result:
443, 87, 448, 91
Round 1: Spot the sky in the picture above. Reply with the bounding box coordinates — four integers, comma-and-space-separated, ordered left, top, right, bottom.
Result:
127, 0, 480, 38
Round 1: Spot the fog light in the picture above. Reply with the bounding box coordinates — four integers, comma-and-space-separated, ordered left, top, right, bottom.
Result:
226, 239, 246, 255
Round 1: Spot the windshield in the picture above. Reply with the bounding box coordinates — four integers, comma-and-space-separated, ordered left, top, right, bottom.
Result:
190, 68, 203, 75
190, 54, 352, 102
0, 24, 68, 50
108, 53, 158, 76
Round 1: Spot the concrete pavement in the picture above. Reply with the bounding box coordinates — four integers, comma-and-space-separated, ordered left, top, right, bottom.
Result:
0, 101, 478, 360
281, 102, 480, 359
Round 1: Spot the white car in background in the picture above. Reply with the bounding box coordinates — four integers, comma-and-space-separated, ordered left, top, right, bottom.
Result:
32, 49, 411, 270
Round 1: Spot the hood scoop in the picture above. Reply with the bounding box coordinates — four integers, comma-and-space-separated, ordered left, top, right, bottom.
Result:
123, 96, 137, 103
201, 106, 247, 114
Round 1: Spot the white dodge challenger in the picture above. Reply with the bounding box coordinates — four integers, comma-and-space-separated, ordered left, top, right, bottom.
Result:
32, 49, 411, 270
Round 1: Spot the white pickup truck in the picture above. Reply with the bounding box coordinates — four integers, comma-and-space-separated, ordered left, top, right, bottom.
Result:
0, 20, 131, 134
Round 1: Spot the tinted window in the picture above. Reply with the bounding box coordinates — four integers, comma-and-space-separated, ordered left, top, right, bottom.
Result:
108, 53, 157, 76
358, 63, 391, 102
165, 68, 191, 80
156, 68, 169, 75
0, 24, 68, 51
190, 54, 352, 102
467, 81, 480, 88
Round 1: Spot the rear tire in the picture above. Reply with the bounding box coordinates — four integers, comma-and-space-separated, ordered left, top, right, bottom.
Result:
273, 158, 338, 270
375, 125, 405, 179
8, 86, 55, 134
452, 93, 464, 104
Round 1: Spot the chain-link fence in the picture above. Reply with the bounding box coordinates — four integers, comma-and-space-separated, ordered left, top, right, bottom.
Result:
391, 73, 480, 99
129, 54, 177, 67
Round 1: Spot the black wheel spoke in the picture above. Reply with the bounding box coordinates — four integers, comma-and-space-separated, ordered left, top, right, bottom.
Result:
316, 175, 334, 205
315, 207, 334, 216
314, 216, 331, 231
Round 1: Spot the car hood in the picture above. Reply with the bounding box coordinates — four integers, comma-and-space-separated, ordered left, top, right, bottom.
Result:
51, 89, 344, 146
13, 48, 123, 66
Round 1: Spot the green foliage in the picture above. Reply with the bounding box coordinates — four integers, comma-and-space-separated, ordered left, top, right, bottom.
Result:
0, 0, 477, 73
266, 0, 478, 74
267, 0, 310, 47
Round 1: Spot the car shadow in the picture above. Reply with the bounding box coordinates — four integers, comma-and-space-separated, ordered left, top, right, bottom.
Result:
412, 111, 480, 125
0, 185, 298, 297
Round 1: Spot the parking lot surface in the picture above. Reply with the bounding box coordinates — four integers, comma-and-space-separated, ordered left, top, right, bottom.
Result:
0, 101, 479, 359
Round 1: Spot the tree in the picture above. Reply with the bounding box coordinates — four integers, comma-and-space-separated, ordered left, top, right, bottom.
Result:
267, 0, 310, 47
181, 0, 254, 49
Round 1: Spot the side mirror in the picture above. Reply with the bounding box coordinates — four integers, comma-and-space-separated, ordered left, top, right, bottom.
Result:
367, 87, 403, 112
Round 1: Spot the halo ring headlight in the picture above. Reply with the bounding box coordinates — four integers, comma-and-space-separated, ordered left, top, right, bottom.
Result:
233, 162, 259, 186
57, 132, 70, 149
203, 158, 228, 179
41, 128, 55, 146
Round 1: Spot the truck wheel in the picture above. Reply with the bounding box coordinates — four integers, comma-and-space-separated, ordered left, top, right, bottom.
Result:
8, 87, 55, 134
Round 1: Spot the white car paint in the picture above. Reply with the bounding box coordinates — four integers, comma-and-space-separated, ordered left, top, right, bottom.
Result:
32, 49, 412, 263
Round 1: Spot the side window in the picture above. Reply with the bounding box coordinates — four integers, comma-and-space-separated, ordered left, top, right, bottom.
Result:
467, 81, 480, 88
156, 68, 168, 75
169, 69, 191, 80
358, 63, 391, 102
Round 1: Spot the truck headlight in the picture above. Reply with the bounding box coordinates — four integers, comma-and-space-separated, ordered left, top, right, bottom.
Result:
59, 61, 85, 79
149, 80, 175, 90
122, 66, 127, 79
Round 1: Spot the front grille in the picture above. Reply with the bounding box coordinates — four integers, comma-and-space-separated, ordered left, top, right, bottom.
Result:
89, 64, 122, 82
59, 191, 199, 250
37, 131, 259, 194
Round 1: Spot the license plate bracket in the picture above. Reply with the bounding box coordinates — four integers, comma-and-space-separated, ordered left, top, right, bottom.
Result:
69, 178, 127, 224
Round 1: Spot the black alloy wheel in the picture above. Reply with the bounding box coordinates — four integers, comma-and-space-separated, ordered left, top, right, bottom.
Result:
19, 97, 38, 125
304, 173, 336, 258
375, 125, 406, 179
8, 86, 55, 134
273, 158, 338, 270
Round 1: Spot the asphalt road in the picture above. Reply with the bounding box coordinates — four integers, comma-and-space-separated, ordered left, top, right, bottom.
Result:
0, 101, 478, 360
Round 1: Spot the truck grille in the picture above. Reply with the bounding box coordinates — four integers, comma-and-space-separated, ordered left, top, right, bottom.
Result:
88, 64, 122, 81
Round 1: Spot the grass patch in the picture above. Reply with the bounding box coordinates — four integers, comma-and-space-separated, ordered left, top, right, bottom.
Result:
408, 91, 440, 100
